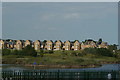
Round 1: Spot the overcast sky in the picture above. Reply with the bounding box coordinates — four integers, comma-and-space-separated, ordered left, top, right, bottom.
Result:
2, 2, 118, 44
0, 2, 2, 39
1, 0, 120, 2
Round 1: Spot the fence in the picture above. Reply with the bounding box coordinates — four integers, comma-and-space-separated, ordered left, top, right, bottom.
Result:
1, 70, 120, 80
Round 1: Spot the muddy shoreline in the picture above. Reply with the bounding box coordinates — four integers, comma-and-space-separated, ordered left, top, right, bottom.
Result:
2, 60, 120, 69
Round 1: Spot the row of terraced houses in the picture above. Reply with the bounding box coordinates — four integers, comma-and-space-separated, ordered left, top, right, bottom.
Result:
0, 39, 108, 51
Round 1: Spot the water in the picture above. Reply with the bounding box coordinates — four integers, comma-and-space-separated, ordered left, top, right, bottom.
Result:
1, 64, 120, 71
1, 64, 120, 79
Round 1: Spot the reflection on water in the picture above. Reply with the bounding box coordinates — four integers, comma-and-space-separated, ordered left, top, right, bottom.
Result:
79, 64, 120, 71
1, 64, 120, 71
1, 64, 120, 80
2, 64, 29, 70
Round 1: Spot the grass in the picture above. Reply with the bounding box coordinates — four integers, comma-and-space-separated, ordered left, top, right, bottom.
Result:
2, 51, 120, 68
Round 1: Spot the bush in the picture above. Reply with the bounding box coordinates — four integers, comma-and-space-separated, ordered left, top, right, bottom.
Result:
44, 50, 54, 54
2, 49, 11, 55
12, 50, 23, 55
22, 45, 37, 57
48, 50, 54, 54
16, 55, 24, 58
114, 52, 120, 58
2, 45, 37, 57
83, 48, 113, 57
96, 48, 113, 57
82, 48, 97, 54
75, 58, 84, 63
39, 53, 44, 57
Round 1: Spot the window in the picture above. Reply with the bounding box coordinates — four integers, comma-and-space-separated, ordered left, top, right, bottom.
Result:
0, 43, 2, 46
66, 48, 68, 50
35, 44, 38, 47
66, 43, 68, 46
76, 43, 79, 45
57, 43, 60, 45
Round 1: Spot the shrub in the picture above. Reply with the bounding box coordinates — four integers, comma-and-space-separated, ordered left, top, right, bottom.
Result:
96, 48, 113, 57
83, 48, 97, 54
22, 45, 37, 57
83, 48, 113, 57
44, 50, 54, 54
114, 52, 120, 58
75, 58, 84, 63
2, 49, 11, 55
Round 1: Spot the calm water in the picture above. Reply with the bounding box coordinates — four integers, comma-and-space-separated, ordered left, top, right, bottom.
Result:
1, 64, 120, 80
1, 64, 120, 71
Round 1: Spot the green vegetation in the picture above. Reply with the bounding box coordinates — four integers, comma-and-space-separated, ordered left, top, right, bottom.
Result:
2, 45, 37, 57
83, 48, 113, 57
2, 53, 97, 65
2, 47, 120, 68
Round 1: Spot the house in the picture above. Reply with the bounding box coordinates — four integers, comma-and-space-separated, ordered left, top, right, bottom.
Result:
9, 40, 14, 49
98, 42, 108, 48
1, 39, 109, 51
7, 40, 15, 49
81, 39, 97, 49
24, 40, 32, 47
34, 40, 41, 50
73, 40, 81, 50
54, 40, 63, 50
45, 40, 53, 50
63, 40, 71, 50
41, 40, 47, 50
0, 40, 7, 49
5, 39, 10, 49
16, 40, 23, 50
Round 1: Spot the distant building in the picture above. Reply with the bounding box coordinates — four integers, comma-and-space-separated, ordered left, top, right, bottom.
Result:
63, 40, 71, 50
34, 40, 41, 50
98, 42, 108, 48
73, 40, 81, 50
24, 40, 32, 47
1, 39, 109, 51
16, 40, 23, 50
41, 40, 47, 50
45, 40, 53, 50
54, 40, 63, 50
0, 40, 7, 49
7, 40, 15, 49
81, 39, 97, 49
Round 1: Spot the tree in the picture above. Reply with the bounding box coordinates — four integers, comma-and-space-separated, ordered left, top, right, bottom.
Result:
108, 44, 118, 52
83, 48, 97, 54
2, 49, 11, 56
98, 38, 102, 42
96, 48, 113, 57
82, 48, 113, 57
22, 45, 37, 57
98, 38, 102, 44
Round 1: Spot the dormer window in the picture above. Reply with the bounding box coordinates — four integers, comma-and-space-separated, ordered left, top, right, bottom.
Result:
66, 43, 68, 46
76, 43, 79, 45
48, 43, 51, 45
57, 43, 60, 45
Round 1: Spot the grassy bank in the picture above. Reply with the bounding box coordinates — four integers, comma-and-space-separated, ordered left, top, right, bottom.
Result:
2, 50, 120, 68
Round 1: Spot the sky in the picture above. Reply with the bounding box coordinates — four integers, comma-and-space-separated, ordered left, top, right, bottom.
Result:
0, 2, 1, 39
1, 0, 120, 2
2, 2, 118, 44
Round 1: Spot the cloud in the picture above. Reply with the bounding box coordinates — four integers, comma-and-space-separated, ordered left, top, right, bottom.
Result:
41, 14, 56, 20
40, 12, 81, 21
2, 2, 117, 44
39, 2, 117, 21
63, 13, 80, 19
